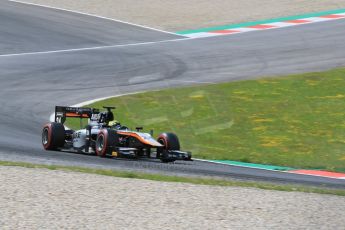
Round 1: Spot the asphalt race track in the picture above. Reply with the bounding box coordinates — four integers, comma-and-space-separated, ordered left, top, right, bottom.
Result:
1, 1, 345, 188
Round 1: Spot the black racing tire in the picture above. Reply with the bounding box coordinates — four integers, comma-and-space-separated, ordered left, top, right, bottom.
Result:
42, 122, 65, 150
95, 129, 118, 157
157, 132, 180, 163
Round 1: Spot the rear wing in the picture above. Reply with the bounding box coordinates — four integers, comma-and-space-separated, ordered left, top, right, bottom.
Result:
54, 106, 99, 123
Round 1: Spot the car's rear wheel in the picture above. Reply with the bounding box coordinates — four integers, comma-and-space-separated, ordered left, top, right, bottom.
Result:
96, 129, 118, 157
42, 122, 65, 150
157, 132, 180, 163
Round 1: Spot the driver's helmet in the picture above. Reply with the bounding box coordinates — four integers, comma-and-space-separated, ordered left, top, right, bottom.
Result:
109, 120, 121, 129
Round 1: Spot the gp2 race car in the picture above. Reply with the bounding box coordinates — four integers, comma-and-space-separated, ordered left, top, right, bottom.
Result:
42, 106, 192, 162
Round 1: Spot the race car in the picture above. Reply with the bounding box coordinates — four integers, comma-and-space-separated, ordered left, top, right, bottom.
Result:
42, 106, 192, 162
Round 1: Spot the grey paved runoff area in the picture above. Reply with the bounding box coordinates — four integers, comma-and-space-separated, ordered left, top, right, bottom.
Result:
0, 1, 345, 188
17, 0, 345, 31
1, 166, 345, 230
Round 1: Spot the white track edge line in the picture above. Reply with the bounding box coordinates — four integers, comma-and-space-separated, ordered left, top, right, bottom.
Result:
49, 91, 148, 123
8, 0, 185, 37
48, 78, 218, 123
0, 37, 191, 57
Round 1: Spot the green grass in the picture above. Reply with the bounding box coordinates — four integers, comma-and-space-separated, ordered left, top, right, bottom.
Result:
67, 68, 345, 172
1, 161, 344, 196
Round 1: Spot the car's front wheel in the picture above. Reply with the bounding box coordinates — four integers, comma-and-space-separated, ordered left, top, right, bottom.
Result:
95, 129, 118, 157
157, 132, 180, 163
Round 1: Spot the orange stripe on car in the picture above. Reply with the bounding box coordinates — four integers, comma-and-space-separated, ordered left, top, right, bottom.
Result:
117, 131, 153, 146
65, 113, 89, 118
